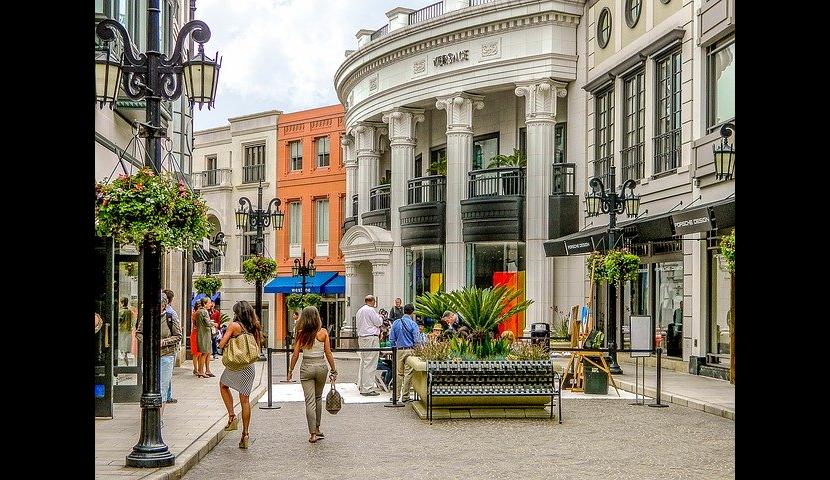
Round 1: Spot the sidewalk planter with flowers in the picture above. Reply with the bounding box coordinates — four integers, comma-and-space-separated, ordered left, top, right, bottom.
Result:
407, 286, 558, 420
95, 167, 210, 250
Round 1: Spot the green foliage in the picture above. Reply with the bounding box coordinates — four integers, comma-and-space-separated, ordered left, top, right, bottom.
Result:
506, 342, 550, 361
414, 290, 452, 324
194, 275, 222, 295
720, 229, 735, 273
603, 249, 641, 284
552, 306, 571, 339
413, 340, 451, 361
448, 285, 533, 338
428, 154, 447, 175
95, 167, 210, 250
242, 255, 277, 284
585, 331, 604, 349
586, 251, 607, 283
487, 148, 527, 168
285, 293, 323, 313
220, 313, 231, 326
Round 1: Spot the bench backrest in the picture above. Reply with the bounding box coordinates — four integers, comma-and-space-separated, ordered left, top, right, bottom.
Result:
427, 360, 556, 389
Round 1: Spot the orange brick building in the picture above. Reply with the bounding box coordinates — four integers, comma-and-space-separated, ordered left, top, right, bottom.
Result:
268, 105, 346, 345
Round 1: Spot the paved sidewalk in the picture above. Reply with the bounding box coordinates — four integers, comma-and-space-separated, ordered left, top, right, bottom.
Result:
553, 355, 735, 420
95, 359, 268, 480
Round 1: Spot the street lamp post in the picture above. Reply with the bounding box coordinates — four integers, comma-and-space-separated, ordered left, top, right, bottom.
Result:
289, 250, 316, 346
585, 165, 640, 375
713, 123, 735, 181
95, 1, 220, 468
235, 180, 284, 335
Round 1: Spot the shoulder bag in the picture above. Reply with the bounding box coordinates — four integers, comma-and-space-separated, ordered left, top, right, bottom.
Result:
325, 376, 342, 414
222, 323, 260, 370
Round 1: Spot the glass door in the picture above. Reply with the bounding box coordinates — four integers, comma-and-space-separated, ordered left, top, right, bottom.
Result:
113, 251, 142, 403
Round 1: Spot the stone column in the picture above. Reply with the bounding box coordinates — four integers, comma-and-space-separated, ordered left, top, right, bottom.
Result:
382, 107, 425, 303
341, 133, 357, 222
371, 261, 391, 312
342, 262, 358, 347
435, 93, 485, 292
353, 122, 386, 223
515, 79, 568, 335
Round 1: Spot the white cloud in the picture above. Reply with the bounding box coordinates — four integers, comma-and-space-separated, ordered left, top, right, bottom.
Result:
193, 0, 399, 130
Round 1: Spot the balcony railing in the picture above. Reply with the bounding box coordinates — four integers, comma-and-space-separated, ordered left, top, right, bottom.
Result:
592, 155, 614, 192
369, 185, 391, 211
408, 175, 446, 204
621, 143, 645, 182
370, 24, 389, 41
551, 163, 576, 196
467, 168, 526, 198
409, 1, 443, 24
653, 128, 681, 174
351, 194, 358, 217
242, 163, 265, 184
192, 168, 231, 189
469, 0, 495, 6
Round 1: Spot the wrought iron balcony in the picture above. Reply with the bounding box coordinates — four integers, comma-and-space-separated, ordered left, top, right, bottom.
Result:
409, 1, 443, 24
462, 168, 525, 242
192, 168, 232, 189
401, 175, 446, 247
369, 184, 391, 211
407, 175, 446, 205
551, 163, 576, 196
467, 167, 526, 198
242, 164, 265, 184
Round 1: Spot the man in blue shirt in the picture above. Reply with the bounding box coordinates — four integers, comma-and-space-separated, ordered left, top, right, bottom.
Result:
389, 304, 423, 403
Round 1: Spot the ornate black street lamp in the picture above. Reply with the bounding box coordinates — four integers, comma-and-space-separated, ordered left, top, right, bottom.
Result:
95, 1, 220, 468
235, 180, 284, 326
713, 123, 735, 180
292, 250, 317, 298
585, 165, 640, 375
203, 231, 227, 275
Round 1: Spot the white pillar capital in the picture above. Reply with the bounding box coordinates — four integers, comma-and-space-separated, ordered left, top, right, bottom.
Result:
351, 121, 387, 156
514, 79, 568, 123
435, 93, 485, 134
371, 262, 389, 276
381, 107, 425, 146
345, 262, 358, 277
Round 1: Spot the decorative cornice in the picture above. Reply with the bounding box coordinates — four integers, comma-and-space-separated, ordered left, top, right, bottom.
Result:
336, 9, 582, 102
351, 121, 387, 156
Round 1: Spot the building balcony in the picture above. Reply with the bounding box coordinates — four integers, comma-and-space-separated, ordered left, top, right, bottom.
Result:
461, 167, 525, 242
548, 163, 579, 240
192, 168, 232, 190
361, 184, 390, 230
400, 175, 446, 247
242, 164, 265, 184
342, 194, 358, 236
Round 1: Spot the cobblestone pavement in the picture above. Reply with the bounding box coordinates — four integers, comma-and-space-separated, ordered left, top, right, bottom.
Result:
187, 354, 735, 480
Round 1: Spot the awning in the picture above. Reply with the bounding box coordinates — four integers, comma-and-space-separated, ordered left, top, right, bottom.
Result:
191, 291, 221, 308
263, 271, 344, 295
320, 274, 345, 295
192, 247, 222, 263
543, 225, 616, 257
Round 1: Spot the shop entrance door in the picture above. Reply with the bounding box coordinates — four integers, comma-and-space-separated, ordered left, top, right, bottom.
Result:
113, 249, 143, 403
95, 238, 114, 418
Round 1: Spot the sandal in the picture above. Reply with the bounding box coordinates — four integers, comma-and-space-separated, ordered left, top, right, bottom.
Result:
205, 373, 216, 377
308, 434, 318, 443
239, 432, 249, 449
314, 431, 325, 438
224, 414, 238, 432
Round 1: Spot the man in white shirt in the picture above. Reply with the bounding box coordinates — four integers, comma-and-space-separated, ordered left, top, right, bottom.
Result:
356, 294, 383, 396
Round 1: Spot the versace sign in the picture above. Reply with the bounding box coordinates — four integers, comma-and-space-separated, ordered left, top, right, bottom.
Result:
433, 50, 469, 67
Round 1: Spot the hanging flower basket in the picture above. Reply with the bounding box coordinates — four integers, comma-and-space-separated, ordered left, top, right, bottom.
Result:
242, 255, 277, 284
95, 167, 210, 250
194, 275, 222, 296
720, 230, 735, 273
286, 293, 322, 312
602, 248, 641, 284
586, 251, 608, 283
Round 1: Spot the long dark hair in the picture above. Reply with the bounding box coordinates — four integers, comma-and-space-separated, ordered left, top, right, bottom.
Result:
295, 306, 322, 349
233, 300, 262, 345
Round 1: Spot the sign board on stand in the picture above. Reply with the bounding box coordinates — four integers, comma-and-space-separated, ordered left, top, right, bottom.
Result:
630, 316, 652, 357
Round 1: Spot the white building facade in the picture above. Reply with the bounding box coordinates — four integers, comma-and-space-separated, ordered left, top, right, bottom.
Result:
336, 0, 734, 378
191, 110, 282, 348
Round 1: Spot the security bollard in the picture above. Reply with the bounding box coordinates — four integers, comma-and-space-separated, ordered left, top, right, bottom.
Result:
259, 348, 281, 410
648, 347, 669, 408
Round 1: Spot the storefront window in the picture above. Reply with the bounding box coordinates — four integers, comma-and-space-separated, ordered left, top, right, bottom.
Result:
655, 261, 683, 358
622, 264, 650, 349
710, 251, 732, 357
116, 260, 139, 367
473, 133, 499, 170
466, 242, 526, 335
406, 246, 444, 305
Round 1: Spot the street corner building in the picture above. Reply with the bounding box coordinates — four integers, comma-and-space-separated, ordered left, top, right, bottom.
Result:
335, 0, 734, 379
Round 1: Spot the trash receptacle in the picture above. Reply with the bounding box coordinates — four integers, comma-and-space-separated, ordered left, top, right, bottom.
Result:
582, 359, 608, 394
531, 323, 550, 352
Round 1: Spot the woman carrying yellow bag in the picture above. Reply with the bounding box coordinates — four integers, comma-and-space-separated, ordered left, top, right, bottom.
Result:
218, 300, 262, 449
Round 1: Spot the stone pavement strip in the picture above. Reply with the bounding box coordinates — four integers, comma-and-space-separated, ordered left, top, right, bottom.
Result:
95, 360, 268, 480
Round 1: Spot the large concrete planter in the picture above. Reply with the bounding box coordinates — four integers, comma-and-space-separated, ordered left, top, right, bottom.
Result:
406, 356, 554, 420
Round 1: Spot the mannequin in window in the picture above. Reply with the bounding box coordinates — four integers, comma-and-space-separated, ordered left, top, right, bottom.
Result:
667, 300, 683, 357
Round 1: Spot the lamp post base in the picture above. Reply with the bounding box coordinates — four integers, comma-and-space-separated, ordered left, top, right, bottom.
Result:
258, 404, 282, 410
125, 450, 175, 468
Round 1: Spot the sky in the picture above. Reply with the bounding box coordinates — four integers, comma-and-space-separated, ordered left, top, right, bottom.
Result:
192, 0, 402, 131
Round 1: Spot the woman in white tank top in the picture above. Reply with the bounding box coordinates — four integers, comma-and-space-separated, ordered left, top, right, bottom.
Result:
288, 306, 337, 443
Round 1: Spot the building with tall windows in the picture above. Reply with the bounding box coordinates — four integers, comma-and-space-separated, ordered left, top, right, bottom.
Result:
94, 0, 197, 413
191, 110, 282, 348
337, 0, 734, 379
264, 105, 347, 347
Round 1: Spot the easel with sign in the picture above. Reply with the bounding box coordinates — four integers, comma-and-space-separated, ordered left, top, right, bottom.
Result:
559, 261, 620, 395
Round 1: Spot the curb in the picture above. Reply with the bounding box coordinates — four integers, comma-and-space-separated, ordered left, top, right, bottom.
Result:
134, 365, 271, 480
613, 379, 735, 422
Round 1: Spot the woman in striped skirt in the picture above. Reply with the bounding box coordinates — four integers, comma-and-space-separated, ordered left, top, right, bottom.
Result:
218, 300, 261, 449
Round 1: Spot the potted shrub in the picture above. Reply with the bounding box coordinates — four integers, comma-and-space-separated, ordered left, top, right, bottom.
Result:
95, 167, 210, 250
242, 255, 277, 284
414, 290, 452, 331
194, 275, 222, 296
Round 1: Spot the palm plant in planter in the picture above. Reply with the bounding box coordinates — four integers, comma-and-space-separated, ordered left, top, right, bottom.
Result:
414, 290, 452, 331
487, 149, 526, 195
428, 154, 447, 176
446, 285, 533, 358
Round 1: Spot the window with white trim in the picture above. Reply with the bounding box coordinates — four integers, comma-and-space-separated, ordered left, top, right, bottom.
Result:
289, 202, 302, 257
315, 199, 329, 257
290, 141, 303, 171
316, 136, 330, 167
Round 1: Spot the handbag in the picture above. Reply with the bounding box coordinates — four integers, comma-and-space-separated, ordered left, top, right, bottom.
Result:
325, 379, 342, 414
222, 324, 260, 370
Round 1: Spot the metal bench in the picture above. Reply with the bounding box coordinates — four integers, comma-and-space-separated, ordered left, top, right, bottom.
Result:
426, 360, 561, 424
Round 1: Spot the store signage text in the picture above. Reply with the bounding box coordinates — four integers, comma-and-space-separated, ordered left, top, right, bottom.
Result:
434, 50, 469, 67
565, 239, 593, 254
671, 207, 713, 235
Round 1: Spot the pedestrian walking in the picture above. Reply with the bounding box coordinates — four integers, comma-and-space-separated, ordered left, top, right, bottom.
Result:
218, 300, 262, 449
287, 306, 337, 444
355, 294, 383, 396
162, 289, 181, 403
135, 294, 182, 422
190, 302, 200, 376
195, 297, 214, 377
389, 303, 424, 402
